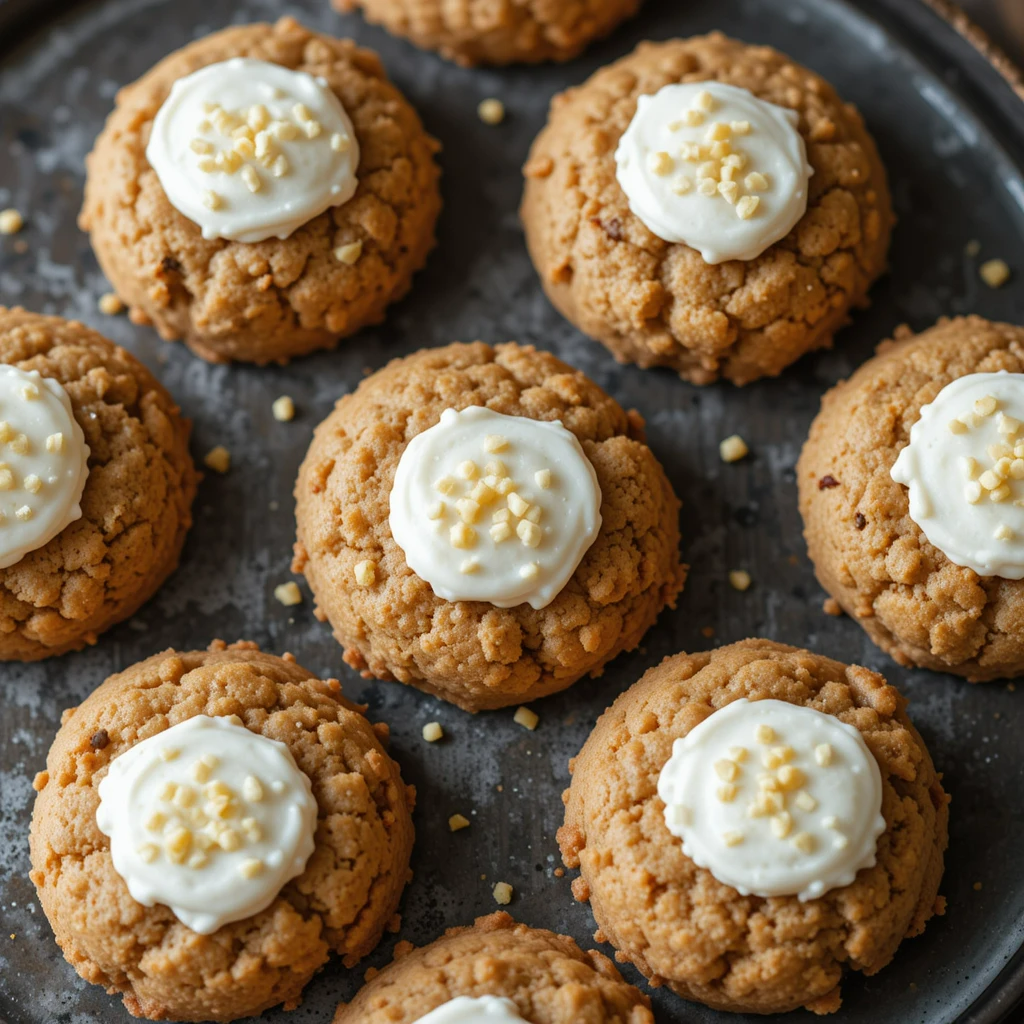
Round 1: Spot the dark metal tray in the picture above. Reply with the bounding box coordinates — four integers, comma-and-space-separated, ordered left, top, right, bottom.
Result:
3, 0, 1024, 1022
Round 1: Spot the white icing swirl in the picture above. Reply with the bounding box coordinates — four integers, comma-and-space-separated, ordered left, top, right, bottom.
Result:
0, 365, 89, 568
415, 996, 524, 1023
657, 698, 885, 901
388, 407, 602, 610
96, 715, 318, 934
146, 57, 359, 242
614, 81, 812, 263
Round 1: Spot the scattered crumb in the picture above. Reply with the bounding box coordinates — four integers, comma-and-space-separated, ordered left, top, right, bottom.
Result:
554, 867, 565, 878
334, 240, 363, 264
701, 626, 715, 638
363, 966, 379, 983
973, 881, 983, 891
728, 569, 751, 592
12, 239, 27, 254
448, 813, 470, 832
354, 559, 377, 586
273, 582, 302, 606
496, 784, 503, 792
980, 258, 1010, 288
272, 395, 295, 422
823, 597, 843, 617
0, 208, 23, 235
422, 721, 443, 743
965, 239, 981, 257
513, 706, 539, 731
1009, 683, 1017, 692
98, 293, 123, 316
719, 434, 749, 463
492, 881, 513, 904
477, 98, 505, 125
203, 445, 231, 473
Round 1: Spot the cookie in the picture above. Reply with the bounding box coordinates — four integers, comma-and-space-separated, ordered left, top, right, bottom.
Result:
80, 16, 441, 365
29, 640, 415, 1023
333, 911, 652, 1022
798, 315, 1024, 679
0, 308, 196, 660
333, 0, 642, 66
293, 341, 685, 712
557, 639, 948, 1015
521, 34, 892, 385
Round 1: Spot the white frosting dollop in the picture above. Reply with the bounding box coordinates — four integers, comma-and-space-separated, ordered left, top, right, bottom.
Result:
96, 714, 318, 934
890, 371, 1024, 578
146, 57, 360, 242
657, 698, 885, 901
415, 996, 524, 1024
388, 407, 602, 610
0, 365, 89, 569
614, 81, 813, 263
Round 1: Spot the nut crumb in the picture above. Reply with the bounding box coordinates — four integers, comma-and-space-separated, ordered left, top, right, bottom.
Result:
0, 209, 24, 235
728, 570, 751, 592
272, 396, 295, 422
980, 259, 1010, 288
477, 98, 505, 125
422, 721, 443, 742
98, 293, 123, 316
965, 239, 981, 257
492, 881, 513, 904
513, 706, 539, 730
823, 597, 843, 616
448, 813, 470, 832
719, 435, 749, 463
274, 582, 302, 606
334, 240, 363, 265
354, 559, 377, 586
203, 446, 230, 473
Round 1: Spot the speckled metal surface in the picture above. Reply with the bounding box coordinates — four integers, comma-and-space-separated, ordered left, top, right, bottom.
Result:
2, 1, 1024, 1022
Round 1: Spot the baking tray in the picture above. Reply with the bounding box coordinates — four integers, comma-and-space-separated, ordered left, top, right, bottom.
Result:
2, 0, 1024, 1022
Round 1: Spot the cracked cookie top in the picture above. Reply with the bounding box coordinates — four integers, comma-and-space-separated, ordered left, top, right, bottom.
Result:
80, 17, 441, 365
29, 641, 416, 1023
521, 34, 892, 385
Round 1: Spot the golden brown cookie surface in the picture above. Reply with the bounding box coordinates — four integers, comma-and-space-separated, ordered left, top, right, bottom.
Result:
293, 341, 685, 712
333, 0, 642, 66
80, 17, 441, 365
29, 641, 416, 1023
333, 911, 652, 1022
521, 34, 892, 385
799, 315, 1024, 679
557, 639, 948, 1015
0, 308, 196, 659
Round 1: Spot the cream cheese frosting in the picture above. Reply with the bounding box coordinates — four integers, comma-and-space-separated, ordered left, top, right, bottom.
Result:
415, 996, 524, 1023
0, 365, 89, 568
614, 81, 812, 263
890, 371, 1024, 578
657, 698, 885, 901
146, 57, 360, 242
388, 407, 602, 609
96, 714, 318, 934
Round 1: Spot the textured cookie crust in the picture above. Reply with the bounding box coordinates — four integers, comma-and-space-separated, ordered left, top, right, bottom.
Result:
334, 912, 652, 1022
557, 639, 948, 1015
0, 308, 196, 660
798, 315, 1024, 680
80, 17, 441, 365
333, 0, 642, 67
29, 641, 416, 1023
521, 34, 892, 385
293, 341, 684, 712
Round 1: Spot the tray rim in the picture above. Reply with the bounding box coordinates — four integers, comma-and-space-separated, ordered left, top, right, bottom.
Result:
0, 1, 1023, 1023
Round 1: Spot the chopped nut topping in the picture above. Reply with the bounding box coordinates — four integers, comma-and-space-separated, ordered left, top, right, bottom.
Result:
728, 569, 752, 591
203, 446, 231, 474
45, 433, 64, 453
238, 857, 264, 879
519, 561, 540, 580
713, 759, 739, 782
794, 791, 818, 812
98, 293, 123, 316
274, 581, 302, 606
334, 241, 363, 265
354, 559, 377, 586
422, 722, 443, 742
728, 745, 748, 763
722, 830, 744, 847
648, 151, 674, 175
450, 522, 476, 549
980, 259, 1011, 288
719, 434, 749, 463
514, 706, 539, 730
492, 881, 513, 905
791, 831, 816, 854
448, 813, 471, 832
770, 811, 793, 838
459, 557, 481, 574
535, 469, 552, 489
814, 743, 834, 766
0, 209, 24, 235
717, 783, 738, 802
755, 724, 775, 744
272, 396, 295, 422
477, 98, 505, 125
483, 434, 508, 453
